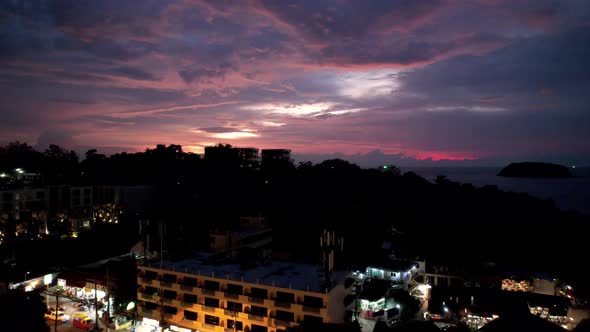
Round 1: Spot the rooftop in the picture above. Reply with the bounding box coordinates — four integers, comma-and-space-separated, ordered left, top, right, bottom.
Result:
141, 253, 349, 294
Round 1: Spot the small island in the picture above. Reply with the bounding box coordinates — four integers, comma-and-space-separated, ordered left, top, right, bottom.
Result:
498, 162, 573, 178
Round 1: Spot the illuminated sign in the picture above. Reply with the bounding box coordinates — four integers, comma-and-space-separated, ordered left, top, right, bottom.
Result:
58, 278, 66, 287
85, 282, 107, 292
143, 317, 159, 327
44, 274, 52, 285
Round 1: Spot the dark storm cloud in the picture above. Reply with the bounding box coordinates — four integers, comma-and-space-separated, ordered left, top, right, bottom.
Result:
401, 28, 590, 97
260, 0, 442, 41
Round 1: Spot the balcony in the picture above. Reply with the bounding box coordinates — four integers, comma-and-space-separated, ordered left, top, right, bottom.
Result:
138, 306, 153, 316
138, 277, 153, 285
201, 288, 217, 296
180, 301, 198, 309
163, 313, 178, 321
159, 280, 174, 289
248, 314, 266, 321
180, 285, 195, 292
274, 301, 292, 309
224, 292, 239, 300
202, 305, 218, 313
162, 298, 179, 306
302, 306, 321, 314
272, 318, 294, 327
248, 297, 265, 305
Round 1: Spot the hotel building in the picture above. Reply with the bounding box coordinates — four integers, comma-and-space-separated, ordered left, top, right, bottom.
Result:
137, 255, 351, 332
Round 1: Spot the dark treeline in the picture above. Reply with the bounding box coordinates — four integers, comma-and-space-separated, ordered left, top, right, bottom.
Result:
2, 142, 589, 296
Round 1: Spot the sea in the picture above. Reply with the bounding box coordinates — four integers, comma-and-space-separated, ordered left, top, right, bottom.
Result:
403, 166, 590, 216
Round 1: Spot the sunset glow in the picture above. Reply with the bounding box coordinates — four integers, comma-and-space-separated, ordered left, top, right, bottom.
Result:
1, 0, 589, 166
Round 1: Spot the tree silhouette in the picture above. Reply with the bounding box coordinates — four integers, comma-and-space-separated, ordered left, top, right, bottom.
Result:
0, 287, 49, 332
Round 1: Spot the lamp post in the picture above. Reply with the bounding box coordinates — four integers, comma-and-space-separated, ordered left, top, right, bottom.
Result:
24, 271, 30, 281
54, 289, 63, 332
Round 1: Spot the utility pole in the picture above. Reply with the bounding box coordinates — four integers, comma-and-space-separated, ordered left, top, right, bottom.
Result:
106, 263, 110, 332
54, 290, 59, 332
94, 283, 99, 331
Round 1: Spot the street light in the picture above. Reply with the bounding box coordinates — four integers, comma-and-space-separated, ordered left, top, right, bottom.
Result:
25, 271, 30, 281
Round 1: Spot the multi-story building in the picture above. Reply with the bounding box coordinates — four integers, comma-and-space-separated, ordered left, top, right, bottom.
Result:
237, 148, 260, 169
261, 150, 291, 164
0, 187, 48, 220
137, 255, 351, 332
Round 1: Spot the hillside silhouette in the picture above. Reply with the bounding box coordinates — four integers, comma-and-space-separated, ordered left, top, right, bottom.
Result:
1, 142, 589, 297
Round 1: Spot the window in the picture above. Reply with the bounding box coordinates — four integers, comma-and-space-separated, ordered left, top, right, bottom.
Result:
251, 324, 268, 332
275, 310, 294, 322
250, 287, 268, 299
163, 290, 176, 300
227, 320, 243, 331
276, 291, 294, 303
144, 271, 157, 280
144, 301, 158, 310
163, 273, 177, 283
227, 283, 243, 295
144, 286, 157, 295
303, 296, 323, 308
204, 280, 219, 291
183, 277, 197, 287
163, 305, 177, 315
204, 297, 219, 308
226, 301, 242, 312
184, 310, 197, 321
183, 293, 197, 304
250, 305, 267, 317
204, 315, 220, 326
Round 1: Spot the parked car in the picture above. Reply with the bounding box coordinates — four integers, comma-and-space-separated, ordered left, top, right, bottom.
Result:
45, 310, 70, 322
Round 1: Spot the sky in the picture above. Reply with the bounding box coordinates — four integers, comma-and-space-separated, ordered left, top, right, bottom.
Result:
1, 0, 590, 167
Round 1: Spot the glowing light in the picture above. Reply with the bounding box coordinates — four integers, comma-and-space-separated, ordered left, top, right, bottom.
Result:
126, 302, 136, 310
210, 131, 259, 139
336, 69, 401, 99
425, 105, 506, 112
0, 173, 6, 178
258, 121, 285, 127
44, 274, 52, 285
243, 102, 336, 116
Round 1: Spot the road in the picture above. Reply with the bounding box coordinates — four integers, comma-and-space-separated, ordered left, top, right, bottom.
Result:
44, 288, 105, 332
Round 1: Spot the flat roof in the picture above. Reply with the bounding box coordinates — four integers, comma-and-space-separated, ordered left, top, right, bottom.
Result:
366, 259, 418, 272
141, 253, 348, 293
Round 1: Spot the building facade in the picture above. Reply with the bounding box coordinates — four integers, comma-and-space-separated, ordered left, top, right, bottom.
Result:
137, 263, 348, 332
